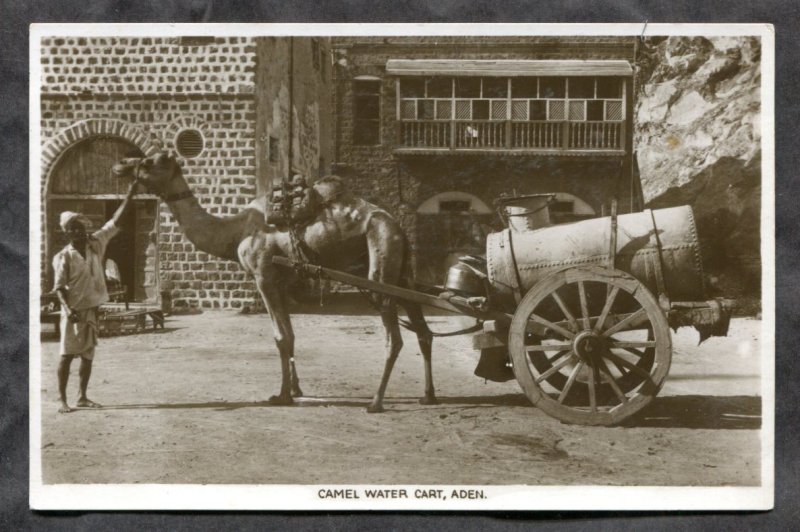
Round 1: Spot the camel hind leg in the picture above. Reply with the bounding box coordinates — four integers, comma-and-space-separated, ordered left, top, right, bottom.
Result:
367, 297, 404, 413
401, 301, 437, 405
365, 212, 407, 413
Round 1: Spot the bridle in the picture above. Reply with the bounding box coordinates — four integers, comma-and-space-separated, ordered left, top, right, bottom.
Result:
162, 189, 194, 203
134, 157, 194, 203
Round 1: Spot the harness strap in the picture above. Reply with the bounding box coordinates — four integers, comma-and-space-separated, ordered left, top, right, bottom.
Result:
354, 286, 482, 338
163, 190, 194, 203
399, 318, 484, 338
648, 209, 668, 299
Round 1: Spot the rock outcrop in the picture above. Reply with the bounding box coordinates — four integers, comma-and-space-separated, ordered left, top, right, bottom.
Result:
635, 36, 762, 311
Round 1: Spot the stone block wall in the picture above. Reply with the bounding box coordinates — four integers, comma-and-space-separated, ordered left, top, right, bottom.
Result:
40, 37, 259, 311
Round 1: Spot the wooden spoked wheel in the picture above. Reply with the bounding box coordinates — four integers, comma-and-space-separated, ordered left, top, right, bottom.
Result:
508, 266, 672, 426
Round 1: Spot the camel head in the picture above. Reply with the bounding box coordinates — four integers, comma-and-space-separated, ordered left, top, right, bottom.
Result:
112, 151, 184, 198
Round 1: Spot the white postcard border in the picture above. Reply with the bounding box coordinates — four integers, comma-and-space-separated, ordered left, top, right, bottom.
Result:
29, 22, 775, 511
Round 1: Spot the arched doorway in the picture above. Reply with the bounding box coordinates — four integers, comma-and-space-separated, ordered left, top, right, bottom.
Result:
415, 191, 495, 285
547, 192, 597, 224
45, 135, 160, 303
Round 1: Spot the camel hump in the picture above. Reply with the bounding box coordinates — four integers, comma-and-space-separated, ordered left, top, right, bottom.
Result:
313, 175, 352, 204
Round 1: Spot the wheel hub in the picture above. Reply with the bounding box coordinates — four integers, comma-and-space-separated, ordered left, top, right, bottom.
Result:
572, 331, 607, 364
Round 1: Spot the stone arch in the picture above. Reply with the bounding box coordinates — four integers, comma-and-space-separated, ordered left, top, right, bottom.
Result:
415, 191, 494, 285
547, 192, 597, 222
417, 191, 492, 214
41, 119, 160, 191
41, 120, 162, 301
551, 192, 595, 215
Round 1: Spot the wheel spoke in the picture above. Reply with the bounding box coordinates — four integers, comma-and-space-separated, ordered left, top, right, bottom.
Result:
529, 313, 576, 340
619, 346, 647, 359
601, 308, 648, 337
609, 340, 657, 349
526, 343, 573, 352
558, 360, 584, 403
610, 358, 629, 375
597, 358, 628, 404
535, 351, 575, 383
578, 281, 590, 330
550, 291, 580, 333
604, 350, 655, 383
594, 285, 619, 333
587, 362, 597, 412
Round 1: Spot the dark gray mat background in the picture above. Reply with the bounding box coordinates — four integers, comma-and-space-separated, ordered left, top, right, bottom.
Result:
1, 1, 796, 529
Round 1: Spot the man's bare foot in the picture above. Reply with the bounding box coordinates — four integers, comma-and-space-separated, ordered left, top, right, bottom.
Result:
58, 403, 73, 414
76, 398, 102, 408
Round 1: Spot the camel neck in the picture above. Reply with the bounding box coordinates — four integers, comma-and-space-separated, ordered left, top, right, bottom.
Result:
166, 193, 246, 262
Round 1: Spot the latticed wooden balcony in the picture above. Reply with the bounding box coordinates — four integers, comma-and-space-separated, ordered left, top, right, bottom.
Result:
387, 59, 631, 155
397, 119, 624, 152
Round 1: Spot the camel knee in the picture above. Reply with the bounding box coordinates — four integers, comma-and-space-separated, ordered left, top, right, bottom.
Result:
385, 331, 403, 354
420, 334, 433, 351
275, 333, 294, 355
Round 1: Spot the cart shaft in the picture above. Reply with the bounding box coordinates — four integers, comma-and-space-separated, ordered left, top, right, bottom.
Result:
272, 256, 511, 323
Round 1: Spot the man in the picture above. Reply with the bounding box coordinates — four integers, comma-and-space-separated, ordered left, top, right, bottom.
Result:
53, 179, 139, 413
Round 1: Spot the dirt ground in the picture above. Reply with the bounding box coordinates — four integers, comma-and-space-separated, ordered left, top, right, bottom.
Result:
38, 302, 763, 486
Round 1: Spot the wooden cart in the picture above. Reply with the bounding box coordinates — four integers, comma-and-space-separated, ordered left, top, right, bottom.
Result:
273, 204, 733, 427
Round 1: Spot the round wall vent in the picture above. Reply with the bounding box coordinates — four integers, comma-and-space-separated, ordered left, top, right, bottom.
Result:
175, 129, 204, 158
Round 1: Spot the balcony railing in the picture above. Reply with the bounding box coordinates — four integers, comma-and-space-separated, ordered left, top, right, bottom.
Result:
568, 121, 622, 150
511, 121, 562, 149
455, 121, 506, 148
397, 120, 624, 152
400, 120, 450, 148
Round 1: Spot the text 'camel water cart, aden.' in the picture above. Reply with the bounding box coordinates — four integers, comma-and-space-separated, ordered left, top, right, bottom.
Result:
113, 152, 733, 426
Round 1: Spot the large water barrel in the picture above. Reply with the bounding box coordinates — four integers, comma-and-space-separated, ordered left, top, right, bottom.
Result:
486, 205, 705, 308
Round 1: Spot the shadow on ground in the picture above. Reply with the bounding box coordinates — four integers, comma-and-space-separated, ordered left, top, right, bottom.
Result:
624, 395, 761, 430
89, 393, 761, 429
40, 326, 183, 343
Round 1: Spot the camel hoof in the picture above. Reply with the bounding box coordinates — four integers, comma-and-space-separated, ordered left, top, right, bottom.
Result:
268, 394, 294, 406
419, 395, 439, 406
291, 386, 304, 398
366, 403, 384, 414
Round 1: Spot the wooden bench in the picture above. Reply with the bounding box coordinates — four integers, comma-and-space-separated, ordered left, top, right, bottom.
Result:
98, 305, 165, 336
41, 289, 165, 338
40, 292, 61, 337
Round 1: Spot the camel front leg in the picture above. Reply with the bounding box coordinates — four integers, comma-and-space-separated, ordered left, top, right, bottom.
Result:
290, 356, 303, 397
367, 299, 403, 414
255, 272, 296, 406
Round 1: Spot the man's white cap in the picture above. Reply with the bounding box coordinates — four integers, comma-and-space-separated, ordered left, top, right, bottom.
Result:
59, 211, 89, 231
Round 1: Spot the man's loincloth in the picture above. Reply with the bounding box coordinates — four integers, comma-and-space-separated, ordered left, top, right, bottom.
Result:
59, 307, 99, 359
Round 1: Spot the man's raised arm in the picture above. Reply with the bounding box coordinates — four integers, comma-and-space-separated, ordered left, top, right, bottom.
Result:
93, 179, 141, 246
110, 179, 141, 227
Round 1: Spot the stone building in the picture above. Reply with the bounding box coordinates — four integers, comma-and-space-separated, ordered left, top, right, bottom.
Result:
39, 35, 644, 310
329, 36, 643, 283
39, 36, 332, 311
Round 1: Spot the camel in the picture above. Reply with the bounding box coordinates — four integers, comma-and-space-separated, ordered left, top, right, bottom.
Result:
112, 152, 436, 413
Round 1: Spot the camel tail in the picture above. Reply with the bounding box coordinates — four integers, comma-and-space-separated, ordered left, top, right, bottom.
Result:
398, 231, 415, 291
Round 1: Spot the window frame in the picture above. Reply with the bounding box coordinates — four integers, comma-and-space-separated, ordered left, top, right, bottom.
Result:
397, 75, 626, 123
353, 77, 382, 146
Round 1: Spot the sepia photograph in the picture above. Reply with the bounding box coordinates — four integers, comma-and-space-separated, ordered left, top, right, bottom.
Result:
29, 23, 774, 510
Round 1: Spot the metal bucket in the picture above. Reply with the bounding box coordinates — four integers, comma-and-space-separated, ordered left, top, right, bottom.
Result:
496, 194, 555, 232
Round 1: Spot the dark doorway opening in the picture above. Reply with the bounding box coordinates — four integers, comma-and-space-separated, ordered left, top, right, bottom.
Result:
44, 134, 160, 304
104, 200, 136, 302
